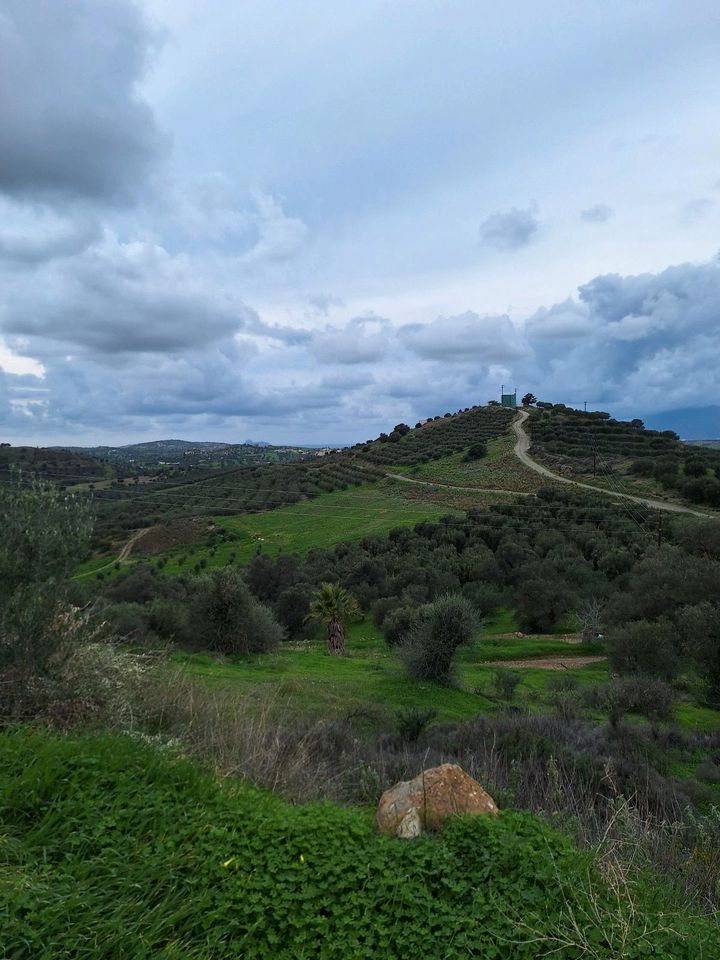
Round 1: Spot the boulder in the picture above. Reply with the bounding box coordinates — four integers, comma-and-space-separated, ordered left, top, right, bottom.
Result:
376, 763, 498, 838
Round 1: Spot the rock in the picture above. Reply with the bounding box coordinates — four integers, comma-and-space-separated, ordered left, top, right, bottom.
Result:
376, 763, 498, 838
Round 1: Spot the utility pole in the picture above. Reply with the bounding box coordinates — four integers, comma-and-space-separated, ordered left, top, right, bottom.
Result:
657, 512, 664, 548
584, 401, 587, 412
593, 452, 596, 477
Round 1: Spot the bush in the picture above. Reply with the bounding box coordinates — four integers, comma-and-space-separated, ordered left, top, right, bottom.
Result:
464, 442, 487, 461
395, 706, 437, 742
607, 618, 678, 679
493, 668, 522, 701
583, 676, 675, 722
381, 605, 419, 646
189, 568, 284, 654
400, 593, 476, 683
274, 584, 314, 637
102, 601, 153, 644
0, 474, 94, 717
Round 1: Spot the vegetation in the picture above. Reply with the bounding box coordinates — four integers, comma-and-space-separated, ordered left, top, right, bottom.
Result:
9, 399, 720, 955
2, 729, 718, 959
306, 582, 360, 655
528, 403, 720, 509
0, 475, 94, 717
400, 593, 476, 682
358, 405, 513, 466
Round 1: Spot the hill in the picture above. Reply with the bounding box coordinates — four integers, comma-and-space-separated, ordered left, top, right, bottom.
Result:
81, 404, 517, 552
57, 438, 313, 470
526, 402, 720, 510
0, 444, 114, 485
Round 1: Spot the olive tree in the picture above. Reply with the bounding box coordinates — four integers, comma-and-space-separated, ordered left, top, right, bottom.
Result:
400, 593, 476, 683
0, 474, 93, 686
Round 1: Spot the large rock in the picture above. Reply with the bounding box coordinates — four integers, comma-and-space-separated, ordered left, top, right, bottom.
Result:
376, 763, 498, 838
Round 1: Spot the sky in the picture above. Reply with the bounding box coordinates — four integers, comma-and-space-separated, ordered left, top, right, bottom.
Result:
2, 0, 720, 445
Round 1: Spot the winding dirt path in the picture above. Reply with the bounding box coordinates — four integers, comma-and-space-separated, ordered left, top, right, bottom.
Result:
513, 409, 713, 518
74, 527, 151, 579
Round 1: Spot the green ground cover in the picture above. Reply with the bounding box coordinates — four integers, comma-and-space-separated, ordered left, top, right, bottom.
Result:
74, 483, 463, 579
172, 612, 720, 735
159, 485, 462, 573
171, 620, 610, 724
389, 432, 543, 494
4, 729, 713, 959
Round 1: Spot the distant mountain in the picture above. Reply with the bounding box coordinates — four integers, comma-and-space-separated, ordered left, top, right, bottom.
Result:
243, 439, 272, 447
641, 406, 720, 440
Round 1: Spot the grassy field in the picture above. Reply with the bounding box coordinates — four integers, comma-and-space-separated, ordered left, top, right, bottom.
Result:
389, 432, 545, 494
160, 484, 465, 574
171, 617, 611, 724
75, 483, 467, 579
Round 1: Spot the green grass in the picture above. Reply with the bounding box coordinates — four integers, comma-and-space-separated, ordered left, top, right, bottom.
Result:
172, 620, 610, 724
389, 432, 544, 494
160, 484, 462, 573
3, 729, 713, 959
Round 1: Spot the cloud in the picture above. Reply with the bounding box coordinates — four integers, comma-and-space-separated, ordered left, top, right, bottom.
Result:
399, 311, 526, 362
0, 198, 100, 264
237, 193, 308, 265
524, 298, 593, 339
580, 203, 613, 223
1, 232, 265, 357
305, 293, 345, 317
522, 257, 720, 414
311, 315, 391, 365
478, 207, 539, 249
0, 0, 165, 203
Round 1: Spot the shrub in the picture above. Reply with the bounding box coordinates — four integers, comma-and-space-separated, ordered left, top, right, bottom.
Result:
274, 584, 314, 637
0, 474, 94, 717
583, 676, 675, 722
400, 593, 476, 683
189, 568, 284, 654
395, 706, 437, 742
493, 668, 522, 701
381, 605, 419, 646
464, 442, 487, 461
607, 618, 678, 679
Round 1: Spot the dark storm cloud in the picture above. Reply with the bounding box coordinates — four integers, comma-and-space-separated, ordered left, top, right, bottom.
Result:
523, 257, 720, 412
0, 0, 165, 203
478, 207, 539, 249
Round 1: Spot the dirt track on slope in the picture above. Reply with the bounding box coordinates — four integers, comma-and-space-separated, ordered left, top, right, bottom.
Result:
512, 410, 713, 518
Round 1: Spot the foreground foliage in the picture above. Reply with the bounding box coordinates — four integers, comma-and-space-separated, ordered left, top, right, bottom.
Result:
1, 729, 717, 960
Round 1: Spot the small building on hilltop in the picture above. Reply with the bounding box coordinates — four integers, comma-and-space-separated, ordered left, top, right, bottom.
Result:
500, 387, 517, 408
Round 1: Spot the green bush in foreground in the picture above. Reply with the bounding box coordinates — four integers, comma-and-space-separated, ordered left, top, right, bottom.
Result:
1, 730, 717, 959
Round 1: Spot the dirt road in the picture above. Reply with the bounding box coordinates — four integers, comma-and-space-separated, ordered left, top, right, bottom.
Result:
74, 526, 151, 579
512, 409, 712, 518
484, 655, 606, 670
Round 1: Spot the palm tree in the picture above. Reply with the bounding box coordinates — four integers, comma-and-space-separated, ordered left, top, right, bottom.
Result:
306, 583, 360, 656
